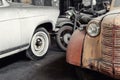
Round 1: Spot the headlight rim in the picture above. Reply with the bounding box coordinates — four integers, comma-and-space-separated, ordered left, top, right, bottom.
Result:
86, 21, 100, 37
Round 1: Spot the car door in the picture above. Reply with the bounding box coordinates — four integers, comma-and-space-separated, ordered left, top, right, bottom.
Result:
0, 8, 21, 55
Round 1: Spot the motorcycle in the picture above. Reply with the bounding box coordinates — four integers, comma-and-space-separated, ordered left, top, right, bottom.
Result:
56, 0, 108, 51
56, 7, 82, 51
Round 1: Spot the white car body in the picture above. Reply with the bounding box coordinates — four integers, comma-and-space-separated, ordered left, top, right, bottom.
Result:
0, 0, 59, 59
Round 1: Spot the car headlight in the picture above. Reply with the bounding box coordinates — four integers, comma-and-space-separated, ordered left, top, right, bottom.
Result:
87, 22, 100, 37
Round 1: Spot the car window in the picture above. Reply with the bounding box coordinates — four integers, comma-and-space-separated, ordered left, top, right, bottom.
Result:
0, 0, 3, 6
114, 0, 120, 7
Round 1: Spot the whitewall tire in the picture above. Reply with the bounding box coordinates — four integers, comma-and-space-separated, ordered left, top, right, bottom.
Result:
26, 28, 50, 60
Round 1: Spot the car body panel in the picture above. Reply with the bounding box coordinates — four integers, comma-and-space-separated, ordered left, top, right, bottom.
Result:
18, 7, 59, 45
82, 34, 101, 69
66, 29, 85, 66
0, 8, 21, 55
110, 0, 120, 10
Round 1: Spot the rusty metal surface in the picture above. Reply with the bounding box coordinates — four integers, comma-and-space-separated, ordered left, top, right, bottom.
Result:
114, 64, 120, 79
66, 29, 85, 66
100, 14, 120, 79
82, 34, 101, 69
99, 61, 113, 77
102, 24, 120, 63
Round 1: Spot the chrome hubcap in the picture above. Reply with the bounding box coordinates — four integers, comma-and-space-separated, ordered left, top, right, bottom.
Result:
63, 33, 71, 44
35, 38, 42, 50
34, 36, 45, 51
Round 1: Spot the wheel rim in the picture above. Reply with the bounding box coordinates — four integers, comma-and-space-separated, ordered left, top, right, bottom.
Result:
60, 29, 72, 48
31, 31, 49, 57
63, 33, 71, 44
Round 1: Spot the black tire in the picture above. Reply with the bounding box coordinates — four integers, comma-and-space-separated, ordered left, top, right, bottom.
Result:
56, 25, 73, 51
26, 28, 50, 60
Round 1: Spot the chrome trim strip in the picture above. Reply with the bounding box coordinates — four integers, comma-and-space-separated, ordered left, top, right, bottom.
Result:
0, 44, 29, 55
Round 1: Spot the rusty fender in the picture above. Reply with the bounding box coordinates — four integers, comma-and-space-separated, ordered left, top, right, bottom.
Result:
66, 29, 85, 66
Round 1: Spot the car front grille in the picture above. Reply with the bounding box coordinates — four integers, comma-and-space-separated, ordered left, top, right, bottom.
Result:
101, 23, 120, 63
101, 23, 120, 78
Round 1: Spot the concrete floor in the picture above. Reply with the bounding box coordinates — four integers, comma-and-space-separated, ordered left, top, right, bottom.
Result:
0, 40, 116, 80
0, 43, 78, 80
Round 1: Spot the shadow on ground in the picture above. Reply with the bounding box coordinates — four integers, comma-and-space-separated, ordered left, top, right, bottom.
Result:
0, 37, 117, 80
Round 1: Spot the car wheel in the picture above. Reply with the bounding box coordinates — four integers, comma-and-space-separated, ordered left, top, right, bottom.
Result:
56, 25, 73, 51
75, 67, 97, 80
26, 28, 50, 60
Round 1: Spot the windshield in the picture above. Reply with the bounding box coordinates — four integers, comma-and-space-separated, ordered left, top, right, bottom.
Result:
114, 0, 120, 7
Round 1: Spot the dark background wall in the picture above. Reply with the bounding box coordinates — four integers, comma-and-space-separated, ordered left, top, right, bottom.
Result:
59, 0, 82, 15
32, 0, 52, 6
12, 0, 82, 15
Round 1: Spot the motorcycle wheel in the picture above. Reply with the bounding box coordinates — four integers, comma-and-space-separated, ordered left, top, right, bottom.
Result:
56, 25, 73, 51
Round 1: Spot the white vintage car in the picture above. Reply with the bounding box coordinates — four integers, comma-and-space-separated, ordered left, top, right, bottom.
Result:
0, 0, 59, 60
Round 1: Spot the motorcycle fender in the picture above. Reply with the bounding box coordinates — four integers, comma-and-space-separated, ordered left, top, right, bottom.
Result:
66, 29, 85, 66
56, 18, 73, 28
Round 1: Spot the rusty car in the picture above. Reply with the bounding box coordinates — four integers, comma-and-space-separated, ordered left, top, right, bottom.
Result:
66, 0, 120, 79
